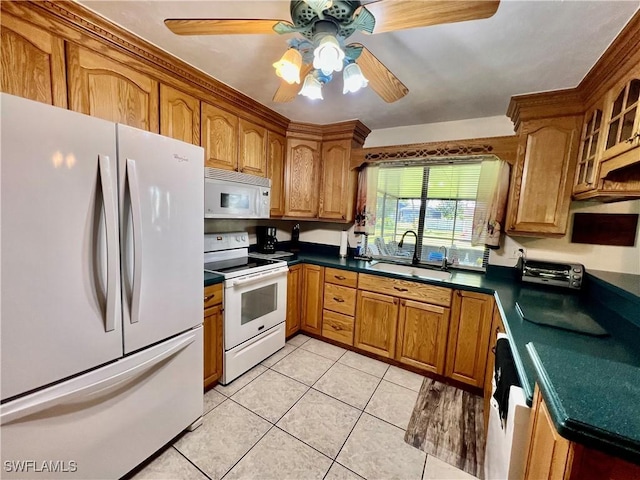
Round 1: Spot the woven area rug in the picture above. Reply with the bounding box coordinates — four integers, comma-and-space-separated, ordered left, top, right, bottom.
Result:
405, 378, 485, 478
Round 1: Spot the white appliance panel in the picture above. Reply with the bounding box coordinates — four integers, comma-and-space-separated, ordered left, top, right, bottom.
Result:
0, 327, 203, 479
117, 125, 204, 353
0, 95, 123, 400
222, 322, 285, 384
224, 266, 288, 350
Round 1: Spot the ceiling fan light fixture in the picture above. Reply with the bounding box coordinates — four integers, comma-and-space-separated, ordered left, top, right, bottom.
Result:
312, 35, 345, 76
273, 48, 303, 84
299, 73, 323, 100
342, 62, 368, 94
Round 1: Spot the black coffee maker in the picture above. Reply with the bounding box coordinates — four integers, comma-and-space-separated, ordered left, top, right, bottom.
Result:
256, 226, 277, 254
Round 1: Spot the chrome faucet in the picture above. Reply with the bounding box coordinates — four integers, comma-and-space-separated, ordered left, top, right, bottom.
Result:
439, 245, 450, 270
398, 230, 419, 265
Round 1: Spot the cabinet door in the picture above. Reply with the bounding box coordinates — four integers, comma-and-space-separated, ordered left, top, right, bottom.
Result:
506, 116, 581, 236
160, 84, 200, 144
395, 299, 450, 375
203, 305, 223, 388
286, 264, 302, 337
523, 386, 572, 480
573, 107, 605, 194
285, 138, 320, 218
268, 131, 286, 217
355, 290, 399, 359
445, 290, 493, 387
67, 45, 159, 132
201, 102, 238, 170
239, 119, 267, 177
301, 264, 324, 335
319, 139, 355, 221
483, 304, 505, 433
602, 70, 640, 162
1, 13, 66, 107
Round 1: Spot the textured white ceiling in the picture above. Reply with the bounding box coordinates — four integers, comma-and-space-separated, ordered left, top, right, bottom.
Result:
79, 0, 639, 130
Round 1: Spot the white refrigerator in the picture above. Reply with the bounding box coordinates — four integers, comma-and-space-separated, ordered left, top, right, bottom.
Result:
0, 93, 204, 479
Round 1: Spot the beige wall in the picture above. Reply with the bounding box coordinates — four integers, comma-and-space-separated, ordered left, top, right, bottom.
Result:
363, 115, 515, 147
490, 199, 640, 274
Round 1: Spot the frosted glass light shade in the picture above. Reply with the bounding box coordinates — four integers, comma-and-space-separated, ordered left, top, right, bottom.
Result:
343, 63, 368, 94
313, 36, 345, 76
299, 74, 323, 100
273, 48, 302, 84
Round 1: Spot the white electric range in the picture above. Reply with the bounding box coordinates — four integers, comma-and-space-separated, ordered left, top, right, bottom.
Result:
204, 233, 289, 384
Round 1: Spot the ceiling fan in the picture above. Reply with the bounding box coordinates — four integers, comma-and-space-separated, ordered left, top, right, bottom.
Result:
165, 1, 500, 103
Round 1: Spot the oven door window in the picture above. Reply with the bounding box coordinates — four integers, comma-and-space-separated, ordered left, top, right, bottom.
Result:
241, 284, 277, 325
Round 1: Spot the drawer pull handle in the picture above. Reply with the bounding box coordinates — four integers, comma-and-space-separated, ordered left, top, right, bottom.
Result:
393, 287, 408, 292
331, 324, 342, 330
204, 294, 215, 302
333, 297, 345, 303
335, 275, 346, 280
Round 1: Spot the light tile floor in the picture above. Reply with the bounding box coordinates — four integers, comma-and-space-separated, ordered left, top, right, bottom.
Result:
130, 334, 479, 480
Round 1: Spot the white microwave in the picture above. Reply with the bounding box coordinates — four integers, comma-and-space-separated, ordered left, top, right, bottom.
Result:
204, 167, 271, 219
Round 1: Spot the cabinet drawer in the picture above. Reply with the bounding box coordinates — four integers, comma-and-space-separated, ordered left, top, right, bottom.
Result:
324, 283, 356, 316
322, 310, 354, 346
204, 283, 223, 309
325, 267, 358, 288
358, 273, 451, 307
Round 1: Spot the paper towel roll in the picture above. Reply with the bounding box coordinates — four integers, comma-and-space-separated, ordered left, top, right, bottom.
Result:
339, 231, 348, 258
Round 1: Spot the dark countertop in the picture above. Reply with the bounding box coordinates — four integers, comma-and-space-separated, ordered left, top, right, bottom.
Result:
204, 271, 224, 287
282, 252, 640, 463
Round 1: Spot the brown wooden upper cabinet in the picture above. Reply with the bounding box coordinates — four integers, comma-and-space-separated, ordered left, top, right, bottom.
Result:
239, 119, 267, 177
160, 84, 200, 145
268, 131, 286, 217
1, 13, 67, 108
67, 45, 159, 132
599, 68, 640, 174
201, 102, 239, 170
506, 115, 581, 237
319, 139, 356, 222
573, 106, 605, 195
285, 138, 321, 218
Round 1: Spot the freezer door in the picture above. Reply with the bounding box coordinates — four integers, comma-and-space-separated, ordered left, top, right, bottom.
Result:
0, 327, 203, 479
0, 94, 123, 401
118, 124, 204, 353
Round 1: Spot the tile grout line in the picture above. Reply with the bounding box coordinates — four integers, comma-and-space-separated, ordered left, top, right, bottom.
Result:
171, 445, 214, 480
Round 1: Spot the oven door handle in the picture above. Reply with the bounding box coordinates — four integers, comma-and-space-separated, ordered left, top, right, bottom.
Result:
231, 267, 288, 287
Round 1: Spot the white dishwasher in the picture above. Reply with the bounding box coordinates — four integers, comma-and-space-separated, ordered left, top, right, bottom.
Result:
484, 333, 531, 480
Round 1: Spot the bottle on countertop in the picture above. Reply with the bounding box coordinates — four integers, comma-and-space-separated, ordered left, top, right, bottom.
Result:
290, 223, 300, 252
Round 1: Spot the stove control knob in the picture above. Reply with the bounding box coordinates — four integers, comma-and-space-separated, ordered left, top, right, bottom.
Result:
241, 235, 246, 241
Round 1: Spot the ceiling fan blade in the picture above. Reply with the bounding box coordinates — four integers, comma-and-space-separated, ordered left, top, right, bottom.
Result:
365, 0, 500, 34
352, 45, 408, 103
272, 64, 314, 103
164, 19, 291, 35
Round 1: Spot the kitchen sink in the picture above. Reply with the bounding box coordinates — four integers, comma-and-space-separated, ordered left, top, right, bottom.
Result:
369, 262, 452, 281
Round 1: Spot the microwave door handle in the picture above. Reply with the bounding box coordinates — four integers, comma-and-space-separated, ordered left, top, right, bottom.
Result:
255, 189, 261, 217
232, 268, 287, 287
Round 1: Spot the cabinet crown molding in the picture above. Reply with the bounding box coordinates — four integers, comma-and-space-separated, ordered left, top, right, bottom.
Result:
507, 89, 584, 132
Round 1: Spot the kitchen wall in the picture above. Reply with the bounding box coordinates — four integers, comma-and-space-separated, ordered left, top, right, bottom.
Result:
490, 199, 640, 274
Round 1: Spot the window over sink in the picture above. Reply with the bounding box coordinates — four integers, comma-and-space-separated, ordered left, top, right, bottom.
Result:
367, 160, 489, 270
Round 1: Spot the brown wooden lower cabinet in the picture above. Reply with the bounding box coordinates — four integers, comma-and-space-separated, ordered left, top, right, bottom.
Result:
524, 386, 640, 480
354, 290, 399, 358
203, 284, 223, 388
445, 290, 493, 388
286, 264, 302, 337
395, 299, 450, 375
301, 264, 324, 335
322, 309, 355, 345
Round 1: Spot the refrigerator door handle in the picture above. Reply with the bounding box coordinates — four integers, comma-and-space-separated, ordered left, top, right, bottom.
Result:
0, 331, 197, 425
98, 154, 119, 332
126, 158, 143, 324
